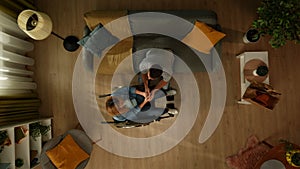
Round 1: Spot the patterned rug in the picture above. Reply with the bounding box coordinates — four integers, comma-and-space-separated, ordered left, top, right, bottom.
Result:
225, 135, 271, 169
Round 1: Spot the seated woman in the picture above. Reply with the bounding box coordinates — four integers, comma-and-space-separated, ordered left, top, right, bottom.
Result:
105, 86, 177, 124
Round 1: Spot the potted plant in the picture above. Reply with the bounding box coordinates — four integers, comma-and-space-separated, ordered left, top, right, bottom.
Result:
243, 29, 260, 43
252, 0, 300, 48
15, 158, 24, 168
29, 123, 50, 164
0, 130, 11, 153
29, 122, 50, 141
281, 140, 300, 167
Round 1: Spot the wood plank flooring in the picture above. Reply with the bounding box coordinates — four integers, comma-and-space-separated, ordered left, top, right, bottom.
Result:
32, 0, 300, 168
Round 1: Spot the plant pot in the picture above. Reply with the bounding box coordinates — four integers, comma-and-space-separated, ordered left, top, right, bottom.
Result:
286, 150, 300, 167
40, 120, 52, 142
243, 29, 260, 43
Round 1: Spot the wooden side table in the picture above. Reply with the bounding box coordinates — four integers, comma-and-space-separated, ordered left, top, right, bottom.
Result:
236, 51, 269, 104
253, 143, 300, 169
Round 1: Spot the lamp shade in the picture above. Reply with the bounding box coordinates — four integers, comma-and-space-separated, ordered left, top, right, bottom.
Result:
17, 10, 52, 40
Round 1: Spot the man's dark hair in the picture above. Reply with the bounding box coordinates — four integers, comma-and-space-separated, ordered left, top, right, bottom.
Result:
149, 64, 163, 79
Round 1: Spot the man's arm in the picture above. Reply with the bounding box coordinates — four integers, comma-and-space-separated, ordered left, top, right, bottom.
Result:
148, 79, 168, 101
141, 73, 150, 95
152, 71, 170, 93
154, 80, 168, 91
135, 89, 146, 98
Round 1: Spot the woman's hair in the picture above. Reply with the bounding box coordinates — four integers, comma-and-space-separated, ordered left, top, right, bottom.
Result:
149, 64, 163, 78
106, 96, 120, 116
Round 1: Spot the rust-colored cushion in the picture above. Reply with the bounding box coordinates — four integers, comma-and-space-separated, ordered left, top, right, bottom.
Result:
83, 10, 132, 39
182, 21, 225, 54
84, 10, 127, 31
46, 134, 89, 169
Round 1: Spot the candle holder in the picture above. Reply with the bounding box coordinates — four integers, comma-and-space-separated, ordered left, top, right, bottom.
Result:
253, 65, 269, 76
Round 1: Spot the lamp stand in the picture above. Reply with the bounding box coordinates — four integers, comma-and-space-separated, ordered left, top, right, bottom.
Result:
17, 9, 80, 52
51, 32, 79, 52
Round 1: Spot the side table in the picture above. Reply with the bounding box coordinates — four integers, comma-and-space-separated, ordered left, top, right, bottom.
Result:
253, 143, 300, 169
236, 51, 269, 104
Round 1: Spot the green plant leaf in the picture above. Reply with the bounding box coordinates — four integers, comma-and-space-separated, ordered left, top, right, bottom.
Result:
252, 0, 300, 48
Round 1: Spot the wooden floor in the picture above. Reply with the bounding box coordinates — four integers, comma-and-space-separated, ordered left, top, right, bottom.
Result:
32, 0, 300, 168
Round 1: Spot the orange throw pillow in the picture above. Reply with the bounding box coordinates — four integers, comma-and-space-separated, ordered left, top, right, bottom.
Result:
182, 21, 226, 54
46, 134, 89, 169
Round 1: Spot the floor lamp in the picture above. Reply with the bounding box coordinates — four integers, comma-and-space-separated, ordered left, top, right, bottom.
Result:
17, 9, 79, 52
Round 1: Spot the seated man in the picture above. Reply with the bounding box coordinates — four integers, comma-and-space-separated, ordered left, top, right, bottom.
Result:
139, 48, 175, 100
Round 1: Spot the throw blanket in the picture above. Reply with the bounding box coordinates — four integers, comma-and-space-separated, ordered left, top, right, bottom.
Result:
225, 135, 271, 169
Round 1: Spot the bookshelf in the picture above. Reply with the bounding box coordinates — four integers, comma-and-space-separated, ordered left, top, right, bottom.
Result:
0, 118, 52, 169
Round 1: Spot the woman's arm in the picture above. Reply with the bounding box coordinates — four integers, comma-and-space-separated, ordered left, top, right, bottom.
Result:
135, 89, 146, 98
141, 73, 150, 96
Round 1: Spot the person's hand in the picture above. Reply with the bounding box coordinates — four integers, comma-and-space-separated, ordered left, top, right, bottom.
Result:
139, 94, 151, 109
144, 95, 151, 103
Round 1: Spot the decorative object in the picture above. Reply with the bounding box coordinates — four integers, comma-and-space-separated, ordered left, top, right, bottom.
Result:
17, 9, 80, 52
252, 0, 300, 48
30, 150, 39, 168
29, 122, 50, 165
243, 81, 281, 110
286, 150, 300, 167
253, 65, 268, 76
14, 126, 28, 144
260, 159, 285, 169
15, 158, 24, 168
243, 29, 260, 43
225, 135, 271, 169
29, 122, 50, 141
281, 140, 300, 167
0, 130, 11, 153
40, 119, 52, 142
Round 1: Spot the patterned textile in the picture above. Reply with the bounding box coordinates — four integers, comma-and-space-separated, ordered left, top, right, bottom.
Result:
225, 135, 271, 169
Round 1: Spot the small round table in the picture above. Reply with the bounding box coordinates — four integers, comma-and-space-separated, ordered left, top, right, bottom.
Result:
244, 59, 268, 83
253, 143, 300, 169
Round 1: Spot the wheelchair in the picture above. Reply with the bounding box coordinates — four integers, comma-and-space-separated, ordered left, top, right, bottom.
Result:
102, 112, 175, 128
99, 85, 177, 128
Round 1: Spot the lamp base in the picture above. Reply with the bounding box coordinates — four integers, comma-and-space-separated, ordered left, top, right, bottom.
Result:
63, 36, 79, 52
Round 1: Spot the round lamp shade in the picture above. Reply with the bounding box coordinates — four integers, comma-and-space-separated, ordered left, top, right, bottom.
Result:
17, 10, 53, 40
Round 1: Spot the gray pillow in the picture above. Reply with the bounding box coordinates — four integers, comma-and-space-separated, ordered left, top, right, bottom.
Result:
77, 24, 119, 56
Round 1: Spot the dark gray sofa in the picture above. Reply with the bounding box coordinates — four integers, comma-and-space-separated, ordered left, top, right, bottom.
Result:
80, 10, 223, 73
